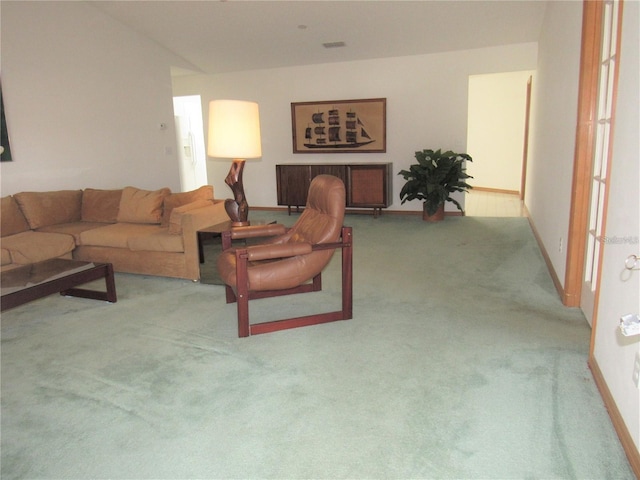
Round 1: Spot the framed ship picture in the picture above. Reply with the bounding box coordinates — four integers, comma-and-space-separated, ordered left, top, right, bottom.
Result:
0, 81, 12, 162
291, 98, 386, 153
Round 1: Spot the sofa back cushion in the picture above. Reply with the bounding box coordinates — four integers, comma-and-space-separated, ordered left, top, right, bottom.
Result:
161, 185, 214, 227
14, 190, 83, 229
117, 186, 171, 224
1, 196, 31, 237
81, 188, 123, 223
168, 199, 213, 235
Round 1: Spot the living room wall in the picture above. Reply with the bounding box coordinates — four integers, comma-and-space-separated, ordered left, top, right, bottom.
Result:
172, 43, 537, 213
592, 0, 640, 456
526, 0, 583, 289
0, 1, 186, 196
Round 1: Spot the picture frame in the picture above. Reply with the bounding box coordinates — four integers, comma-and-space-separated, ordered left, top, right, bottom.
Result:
291, 98, 386, 154
0, 81, 12, 162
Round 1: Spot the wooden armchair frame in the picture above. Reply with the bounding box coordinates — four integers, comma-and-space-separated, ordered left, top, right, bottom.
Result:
220, 225, 353, 337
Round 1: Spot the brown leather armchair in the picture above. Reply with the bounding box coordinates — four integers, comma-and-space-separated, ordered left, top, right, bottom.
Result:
217, 175, 353, 337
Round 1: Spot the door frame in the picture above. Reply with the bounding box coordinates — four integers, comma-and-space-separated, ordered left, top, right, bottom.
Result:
520, 76, 532, 201
563, 0, 606, 308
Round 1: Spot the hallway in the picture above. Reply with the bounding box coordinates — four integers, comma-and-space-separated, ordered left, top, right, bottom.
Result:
465, 190, 525, 217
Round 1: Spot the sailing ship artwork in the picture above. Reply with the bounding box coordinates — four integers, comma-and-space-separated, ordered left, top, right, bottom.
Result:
292, 98, 386, 153
305, 108, 373, 149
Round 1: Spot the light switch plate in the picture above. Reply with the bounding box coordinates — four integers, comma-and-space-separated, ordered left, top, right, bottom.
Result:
620, 314, 640, 337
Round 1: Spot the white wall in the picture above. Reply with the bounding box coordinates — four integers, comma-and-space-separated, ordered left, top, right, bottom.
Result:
172, 43, 538, 212
593, 0, 640, 452
530, 0, 640, 458
0, 1, 183, 195
526, 0, 583, 287
467, 70, 535, 192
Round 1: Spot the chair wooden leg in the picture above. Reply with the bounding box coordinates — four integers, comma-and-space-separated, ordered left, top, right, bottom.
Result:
235, 251, 250, 338
342, 226, 353, 319
237, 294, 250, 338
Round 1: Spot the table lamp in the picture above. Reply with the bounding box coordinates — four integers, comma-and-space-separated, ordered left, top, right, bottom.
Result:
207, 99, 262, 226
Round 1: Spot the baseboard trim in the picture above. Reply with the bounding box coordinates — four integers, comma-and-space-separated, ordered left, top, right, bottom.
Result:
251, 206, 292, 213
471, 186, 520, 196
251, 206, 464, 217
589, 355, 640, 477
380, 210, 464, 217
522, 204, 566, 301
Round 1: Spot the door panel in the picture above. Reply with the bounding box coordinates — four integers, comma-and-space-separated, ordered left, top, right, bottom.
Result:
581, 0, 621, 325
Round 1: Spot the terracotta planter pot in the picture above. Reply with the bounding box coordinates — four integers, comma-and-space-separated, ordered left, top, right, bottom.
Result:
423, 204, 445, 222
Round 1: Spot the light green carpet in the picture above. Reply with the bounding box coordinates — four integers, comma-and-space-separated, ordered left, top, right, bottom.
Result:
1, 212, 634, 479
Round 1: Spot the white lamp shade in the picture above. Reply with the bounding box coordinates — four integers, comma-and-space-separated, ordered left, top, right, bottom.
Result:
207, 100, 262, 159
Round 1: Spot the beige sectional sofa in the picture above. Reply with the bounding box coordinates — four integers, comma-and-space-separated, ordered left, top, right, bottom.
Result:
1, 186, 229, 280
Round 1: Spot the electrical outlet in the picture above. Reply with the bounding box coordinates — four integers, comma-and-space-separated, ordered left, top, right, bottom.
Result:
633, 352, 640, 389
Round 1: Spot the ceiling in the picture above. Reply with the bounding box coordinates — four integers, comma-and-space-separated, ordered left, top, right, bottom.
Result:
90, 0, 548, 76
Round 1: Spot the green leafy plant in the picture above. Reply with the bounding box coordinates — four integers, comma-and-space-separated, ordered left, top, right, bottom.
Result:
398, 149, 473, 217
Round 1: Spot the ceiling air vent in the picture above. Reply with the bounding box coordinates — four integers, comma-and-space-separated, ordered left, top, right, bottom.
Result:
323, 41, 346, 49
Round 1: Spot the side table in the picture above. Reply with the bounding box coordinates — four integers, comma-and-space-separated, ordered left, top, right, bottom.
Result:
197, 221, 233, 264
197, 220, 275, 284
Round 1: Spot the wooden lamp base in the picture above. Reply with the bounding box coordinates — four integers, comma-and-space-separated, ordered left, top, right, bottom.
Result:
224, 159, 250, 227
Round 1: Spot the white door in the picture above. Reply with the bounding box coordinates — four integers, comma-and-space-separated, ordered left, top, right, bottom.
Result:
172, 95, 208, 191
581, 0, 621, 325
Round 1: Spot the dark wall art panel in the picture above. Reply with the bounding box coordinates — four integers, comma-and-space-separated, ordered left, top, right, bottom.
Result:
291, 98, 386, 154
1, 82, 13, 162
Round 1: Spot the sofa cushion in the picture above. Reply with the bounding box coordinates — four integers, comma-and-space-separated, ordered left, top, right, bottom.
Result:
1, 196, 30, 237
0, 231, 75, 265
1, 248, 12, 266
117, 187, 171, 224
14, 190, 83, 229
37, 222, 109, 244
79, 223, 165, 249
169, 199, 213, 235
161, 185, 214, 227
82, 188, 122, 223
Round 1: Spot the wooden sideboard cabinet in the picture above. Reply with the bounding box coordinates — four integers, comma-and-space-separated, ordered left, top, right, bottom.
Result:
276, 163, 392, 217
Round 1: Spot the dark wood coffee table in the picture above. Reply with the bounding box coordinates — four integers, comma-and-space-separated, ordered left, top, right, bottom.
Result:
1, 258, 117, 312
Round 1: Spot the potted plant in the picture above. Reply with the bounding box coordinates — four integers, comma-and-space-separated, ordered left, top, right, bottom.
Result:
398, 149, 473, 221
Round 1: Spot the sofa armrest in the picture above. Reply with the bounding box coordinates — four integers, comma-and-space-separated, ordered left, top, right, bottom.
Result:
179, 201, 230, 280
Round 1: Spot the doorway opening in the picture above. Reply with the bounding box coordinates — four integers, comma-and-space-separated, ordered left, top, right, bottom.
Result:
172, 95, 208, 191
465, 70, 534, 217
